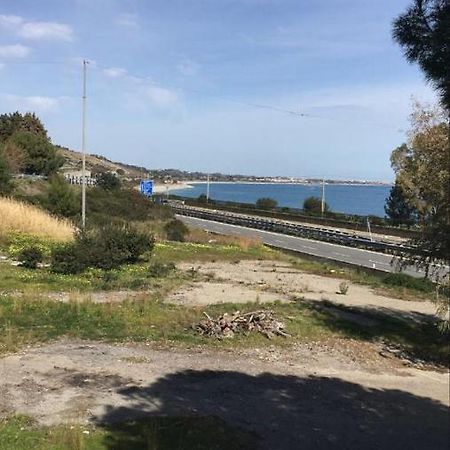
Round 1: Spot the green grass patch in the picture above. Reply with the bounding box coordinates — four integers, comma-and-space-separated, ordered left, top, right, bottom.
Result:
1, 293, 447, 365
153, 241, 277, 263
0, 415, 255, 450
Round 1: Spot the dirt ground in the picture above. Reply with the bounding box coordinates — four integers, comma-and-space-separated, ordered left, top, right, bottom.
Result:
173, 260, 437, 320
1, 260, 448, 449
0, 340, 448, 449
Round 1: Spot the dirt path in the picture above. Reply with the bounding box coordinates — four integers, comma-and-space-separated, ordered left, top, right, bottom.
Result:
0, 340, 448, 449
174, 260, 437, 321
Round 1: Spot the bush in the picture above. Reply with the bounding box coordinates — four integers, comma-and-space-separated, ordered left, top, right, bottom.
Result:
44, 175, 79, 218
255, 197, 278, 210
338, 281, 349, 295
164, 219, 189, 242
148, 261, 176, 277
96, 172, 121, 190
303, 196, 329, 214
50, 242, 86, 274
87, 188, 173, 224
383, 273, 435, 293
18, 246, 43, 269
51, 224, 155, 274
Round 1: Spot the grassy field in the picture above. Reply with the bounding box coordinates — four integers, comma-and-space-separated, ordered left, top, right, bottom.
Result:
0, 239, 447, 364
0, 289, 447, 365
0, 415, 255, 450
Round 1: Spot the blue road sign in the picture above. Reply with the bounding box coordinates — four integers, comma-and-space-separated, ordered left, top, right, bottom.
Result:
140, 179, 153, 197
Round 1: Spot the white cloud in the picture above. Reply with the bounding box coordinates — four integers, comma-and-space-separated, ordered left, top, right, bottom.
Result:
103, 67, 127, 78
116, 13, 139, 29
0, 14, 73, 41
0, 14, 23, 28
146, 86, 179, 107
18, 22, 73, 41
0, 44, 30, 58
1, 94, 68, 112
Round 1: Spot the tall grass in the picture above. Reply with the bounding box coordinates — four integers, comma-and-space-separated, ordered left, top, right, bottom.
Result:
0, 197, 74, 242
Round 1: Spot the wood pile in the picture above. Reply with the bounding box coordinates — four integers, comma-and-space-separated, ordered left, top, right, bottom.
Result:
195, 310, 290, 339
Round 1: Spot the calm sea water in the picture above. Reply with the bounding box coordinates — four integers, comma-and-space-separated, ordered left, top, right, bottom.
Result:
174, 183, 391, 217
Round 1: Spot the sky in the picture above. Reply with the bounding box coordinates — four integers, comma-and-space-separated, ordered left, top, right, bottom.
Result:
0, 0, 438, 181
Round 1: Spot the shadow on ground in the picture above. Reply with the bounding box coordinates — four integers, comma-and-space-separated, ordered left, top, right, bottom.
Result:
97, 370, 449, 450
303, 299, 449, 367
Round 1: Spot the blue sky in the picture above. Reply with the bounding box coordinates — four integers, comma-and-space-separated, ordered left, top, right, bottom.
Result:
0, 0, 437, 181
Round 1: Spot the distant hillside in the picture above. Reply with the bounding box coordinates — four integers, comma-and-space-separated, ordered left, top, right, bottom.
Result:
57, 146, 149, 178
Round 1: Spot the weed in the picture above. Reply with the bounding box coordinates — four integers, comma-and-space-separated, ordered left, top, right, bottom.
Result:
338, 282, 349, 295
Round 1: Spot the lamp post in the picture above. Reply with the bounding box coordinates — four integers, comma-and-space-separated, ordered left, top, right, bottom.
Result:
81, 60, 88, 228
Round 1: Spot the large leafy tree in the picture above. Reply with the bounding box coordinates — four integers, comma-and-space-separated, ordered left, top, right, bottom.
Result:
0, 153, 13, 195
393, 0, 450, 111
0, 112, 62, 176
390, 104, 449, 280
384, 181, 418, 226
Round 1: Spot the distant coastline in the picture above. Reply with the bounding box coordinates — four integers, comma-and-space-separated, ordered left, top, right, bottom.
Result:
186, 180, 392, 187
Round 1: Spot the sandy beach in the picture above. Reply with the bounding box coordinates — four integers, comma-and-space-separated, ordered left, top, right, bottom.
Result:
152, 182, 193, 194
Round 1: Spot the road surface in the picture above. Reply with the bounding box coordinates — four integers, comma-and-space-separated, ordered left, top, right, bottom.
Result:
177, 215, 427, 278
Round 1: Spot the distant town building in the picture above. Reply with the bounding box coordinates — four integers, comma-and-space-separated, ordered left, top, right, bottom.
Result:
63, 170, 96, 186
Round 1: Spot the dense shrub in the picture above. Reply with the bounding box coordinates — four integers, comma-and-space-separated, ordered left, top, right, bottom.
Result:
303, 196, 329, 214
383, 273, 435, 293
18, 246, 43, 269
50, 242, 87, 274
95, 172, 121, 190
87, 188, 173, 224
148, 261, 176, 277
164, 219, 189, 242
51, 225, 155, 274
44, 175, 79, 218
255, 197, 278, 210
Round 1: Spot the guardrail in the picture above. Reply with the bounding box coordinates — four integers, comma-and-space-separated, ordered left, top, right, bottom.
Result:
170, 203, 414, 255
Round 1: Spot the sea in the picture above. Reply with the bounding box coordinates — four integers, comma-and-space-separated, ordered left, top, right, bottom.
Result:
174, 182, 392, 218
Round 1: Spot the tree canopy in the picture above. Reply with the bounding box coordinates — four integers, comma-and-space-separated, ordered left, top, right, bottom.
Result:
390, 103, 449, 277
0, 112, 63, 176
384, 181, 418, 226
393, 0, 450, 111
255, 197, 278, 210
303, 196, 329, 214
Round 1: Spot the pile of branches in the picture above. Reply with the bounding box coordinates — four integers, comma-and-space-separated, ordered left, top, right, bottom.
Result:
195, 310, 290, 339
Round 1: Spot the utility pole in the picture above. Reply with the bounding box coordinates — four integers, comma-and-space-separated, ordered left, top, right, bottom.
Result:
321, 178, 325, 217
206, 173, 210, 202
367, 217, 373, 242
81, 60, 88, 228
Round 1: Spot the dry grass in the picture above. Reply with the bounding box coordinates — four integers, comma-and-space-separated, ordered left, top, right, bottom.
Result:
0, 197, 74, 242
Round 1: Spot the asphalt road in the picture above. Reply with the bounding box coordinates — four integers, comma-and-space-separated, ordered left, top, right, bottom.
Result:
177, 215, 427, 278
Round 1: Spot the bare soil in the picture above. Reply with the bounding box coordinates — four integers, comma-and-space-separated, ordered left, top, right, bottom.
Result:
0, 340, 448, 449
175, 260, 437, 321
1, 259, 448, 449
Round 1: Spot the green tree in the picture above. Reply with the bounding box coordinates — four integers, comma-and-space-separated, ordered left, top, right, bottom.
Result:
0, 154, 13, 195
11, 132, 63, 175
384, 181, 418, 226
303, 196, 329, 214
0, 112, 48, 142
96, 172, 121, 190
45, 175, 79, 218
390, 103, 449, 283
197, 193, 208, 204
255, 197, 278, 210
393, 0, 450, 111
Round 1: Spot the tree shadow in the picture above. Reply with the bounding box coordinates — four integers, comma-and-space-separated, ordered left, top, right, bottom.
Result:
303, 299, 449, 367
97, 370, 449, 450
